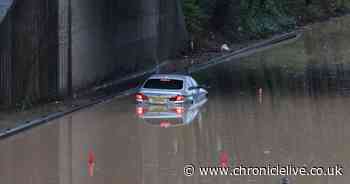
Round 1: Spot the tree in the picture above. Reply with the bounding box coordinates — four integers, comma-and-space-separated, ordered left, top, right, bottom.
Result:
182, 0, 203, 33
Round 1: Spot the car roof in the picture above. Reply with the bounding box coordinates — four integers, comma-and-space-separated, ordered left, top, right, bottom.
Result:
148, 74, 191, 81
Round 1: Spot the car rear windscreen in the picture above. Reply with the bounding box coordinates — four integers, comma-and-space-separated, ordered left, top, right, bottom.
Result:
143, 79, 183, 90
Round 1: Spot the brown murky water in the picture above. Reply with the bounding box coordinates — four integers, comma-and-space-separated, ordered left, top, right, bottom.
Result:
1, 16, 350, 184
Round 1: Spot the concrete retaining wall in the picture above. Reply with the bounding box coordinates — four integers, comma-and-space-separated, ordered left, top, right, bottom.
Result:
0, 0, 59, 106
67, 0, 187, 91
0, 0, 188, 106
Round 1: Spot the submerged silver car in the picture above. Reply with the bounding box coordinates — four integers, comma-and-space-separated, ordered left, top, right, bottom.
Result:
136, 74, 208, 104
136, 97, 207, 127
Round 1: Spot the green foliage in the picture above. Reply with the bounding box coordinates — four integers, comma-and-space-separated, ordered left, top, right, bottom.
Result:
240, 0, 296, 38
181, 0, 350, 40
182, 0, 205, 34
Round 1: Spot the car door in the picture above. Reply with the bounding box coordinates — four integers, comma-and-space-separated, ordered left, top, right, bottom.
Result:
191, 77, 207, 101
189, 77, 200, 101
186, 77, 196, 102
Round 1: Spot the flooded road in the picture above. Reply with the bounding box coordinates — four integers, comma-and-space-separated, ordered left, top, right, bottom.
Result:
1, 16, 350, 184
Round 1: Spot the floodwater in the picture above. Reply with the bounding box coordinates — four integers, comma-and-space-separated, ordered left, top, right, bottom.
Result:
1, 16, 350, 184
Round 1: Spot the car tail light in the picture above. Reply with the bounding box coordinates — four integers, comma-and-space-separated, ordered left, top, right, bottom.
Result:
169, 95, 185, 102
172, 107, 185, 114
136, 107, 147, 116
136, 93, 148, 102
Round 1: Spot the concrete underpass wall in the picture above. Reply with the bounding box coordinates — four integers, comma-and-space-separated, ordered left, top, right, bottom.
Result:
0, 0, 187, 106
0, 0, 59, 106
66, 0, 187, 91
0, 10, 12, 105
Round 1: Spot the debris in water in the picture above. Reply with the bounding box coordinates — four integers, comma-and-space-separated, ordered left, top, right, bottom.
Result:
88, 150, 96, 177
221, 44, 230, 52
258, 88, 263, 104
219, 151, 229, 167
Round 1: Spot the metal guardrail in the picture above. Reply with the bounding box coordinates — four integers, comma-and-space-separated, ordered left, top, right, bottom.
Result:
0, 60, 168, 139
189, 31, 302, 74
0, 87, 138, 139
0, 31, 302, 139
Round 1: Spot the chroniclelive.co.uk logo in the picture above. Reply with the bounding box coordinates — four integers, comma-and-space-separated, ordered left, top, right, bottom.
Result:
184, 164, 344, 177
